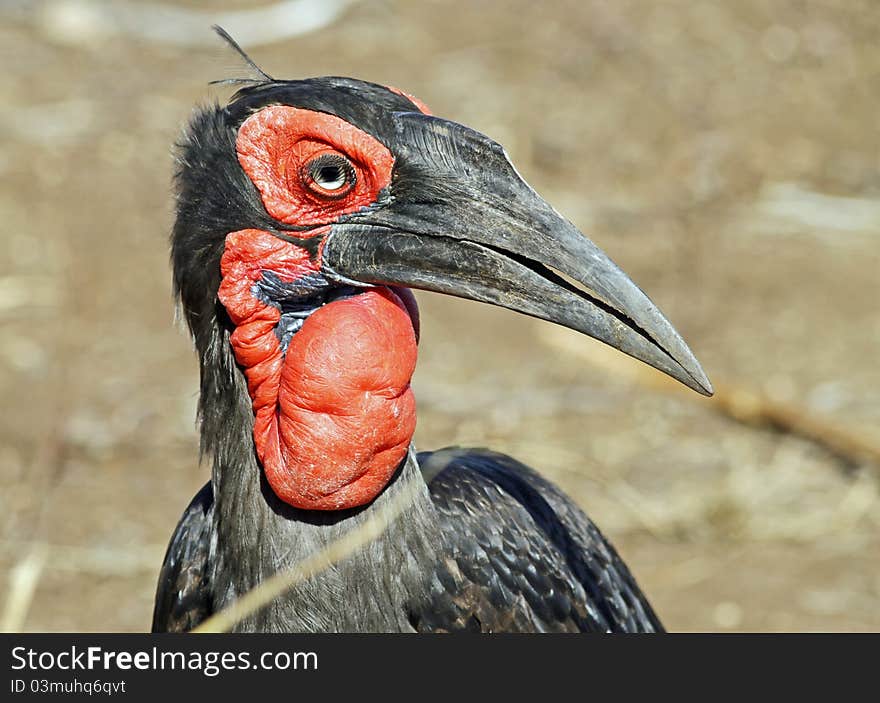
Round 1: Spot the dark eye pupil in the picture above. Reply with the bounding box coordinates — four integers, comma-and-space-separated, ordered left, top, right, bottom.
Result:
316, 165, 344, 186
303, 154, 355, 197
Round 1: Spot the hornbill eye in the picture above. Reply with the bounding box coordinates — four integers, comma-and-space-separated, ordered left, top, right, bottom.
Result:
302, 153, 356, 199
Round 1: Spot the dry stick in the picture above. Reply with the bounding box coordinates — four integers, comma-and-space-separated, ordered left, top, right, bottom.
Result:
192, 468, 421, 633
704, 381, 880, 467
541, 327, 880, 469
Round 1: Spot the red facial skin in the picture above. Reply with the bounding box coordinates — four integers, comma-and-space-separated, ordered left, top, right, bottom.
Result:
218, 105, 420, 511
236, 105, 395, 227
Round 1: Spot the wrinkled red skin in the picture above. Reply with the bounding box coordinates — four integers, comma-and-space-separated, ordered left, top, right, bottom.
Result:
236, 105, 394, 228
219, 103, 430, 510
219, 229, 418, 510
277, 287, 417, 510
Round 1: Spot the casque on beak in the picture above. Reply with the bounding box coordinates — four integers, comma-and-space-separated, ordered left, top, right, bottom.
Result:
322, 112, 712, 396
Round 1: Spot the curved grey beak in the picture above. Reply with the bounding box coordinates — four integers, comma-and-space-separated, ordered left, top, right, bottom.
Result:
321, 113, 712, 396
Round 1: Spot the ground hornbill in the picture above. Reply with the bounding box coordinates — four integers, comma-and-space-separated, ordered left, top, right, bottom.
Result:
152, 36, 712, 633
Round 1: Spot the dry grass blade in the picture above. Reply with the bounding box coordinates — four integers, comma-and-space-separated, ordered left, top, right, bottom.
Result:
0, 540, 165, 576
1, 542, 48, 633
192, 470, 421, 633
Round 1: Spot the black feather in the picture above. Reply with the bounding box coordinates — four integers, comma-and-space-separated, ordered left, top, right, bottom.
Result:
153, 450, 662, 633
152, 483, 214, 632
411, 448, 663, 632
211, 25, 274, 84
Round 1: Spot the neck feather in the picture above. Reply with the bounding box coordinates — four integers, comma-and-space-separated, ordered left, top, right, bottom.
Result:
191, 262, 435, 630
211, 442, 439, 631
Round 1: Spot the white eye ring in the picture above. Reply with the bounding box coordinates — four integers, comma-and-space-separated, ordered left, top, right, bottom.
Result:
303, 154, 356, 198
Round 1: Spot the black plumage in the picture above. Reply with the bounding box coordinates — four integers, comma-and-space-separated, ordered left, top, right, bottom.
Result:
154, 449, 662, 632
153, 50, 710, 632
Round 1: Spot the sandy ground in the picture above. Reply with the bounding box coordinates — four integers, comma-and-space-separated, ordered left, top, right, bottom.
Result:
1, 0, 879, 632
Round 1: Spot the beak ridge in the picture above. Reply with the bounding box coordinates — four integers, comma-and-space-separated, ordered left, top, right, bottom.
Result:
322, 113, 712, 396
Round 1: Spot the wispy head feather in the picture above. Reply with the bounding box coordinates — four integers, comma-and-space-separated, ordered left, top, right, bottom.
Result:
210, 25, 275, 87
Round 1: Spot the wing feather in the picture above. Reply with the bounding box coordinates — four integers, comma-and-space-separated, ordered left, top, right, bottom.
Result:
151, 482, 214, 633
413, 448, 663, 632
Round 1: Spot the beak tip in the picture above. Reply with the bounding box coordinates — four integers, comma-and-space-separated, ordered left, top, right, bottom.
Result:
683, 363, 714, 397
696, 378, 715, 397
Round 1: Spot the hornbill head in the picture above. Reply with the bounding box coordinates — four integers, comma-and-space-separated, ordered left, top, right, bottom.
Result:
172, 53, 711, 511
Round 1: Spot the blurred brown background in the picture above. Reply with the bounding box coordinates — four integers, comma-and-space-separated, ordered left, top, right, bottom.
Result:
1, 0, 879, 632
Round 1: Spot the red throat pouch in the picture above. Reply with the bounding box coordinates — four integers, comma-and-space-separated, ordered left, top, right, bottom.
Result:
218, 229, 418, 510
